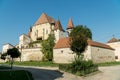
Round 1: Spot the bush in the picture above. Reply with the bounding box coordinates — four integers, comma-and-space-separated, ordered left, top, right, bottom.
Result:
59, 57, 98, 76
71, 57, 98, 76
59, 64, 71, 72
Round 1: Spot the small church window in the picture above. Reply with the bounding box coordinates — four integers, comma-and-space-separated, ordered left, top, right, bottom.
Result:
61, 50, 63, 53
46, 29, 48, 34
115, 56, 118, 59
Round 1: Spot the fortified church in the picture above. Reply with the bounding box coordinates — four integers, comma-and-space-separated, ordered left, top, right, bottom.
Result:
14, 13, 74, 61
2, 13, 116, 63
18, 13, 73, 49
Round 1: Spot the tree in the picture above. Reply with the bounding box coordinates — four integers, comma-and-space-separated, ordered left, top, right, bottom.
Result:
7, 48, 21, 69
1, 53, 7, 60
70, 25, 92, 57
41, 33, 55, 61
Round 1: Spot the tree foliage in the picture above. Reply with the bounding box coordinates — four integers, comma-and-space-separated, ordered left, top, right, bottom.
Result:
7, 48, 21, 69
70, 25, 92, 56
1, 53, 7, 60
70, 25, 92, 40
41, 33, 55, 61
7, 48, 21, 58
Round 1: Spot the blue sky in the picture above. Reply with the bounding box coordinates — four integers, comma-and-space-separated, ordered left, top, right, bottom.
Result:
0, 0, 120, 51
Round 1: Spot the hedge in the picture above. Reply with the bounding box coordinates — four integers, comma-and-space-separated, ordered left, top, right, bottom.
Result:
59, 62, 98, 76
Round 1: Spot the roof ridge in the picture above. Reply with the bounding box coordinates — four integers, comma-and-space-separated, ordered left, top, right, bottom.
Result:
43, 13, 49, 22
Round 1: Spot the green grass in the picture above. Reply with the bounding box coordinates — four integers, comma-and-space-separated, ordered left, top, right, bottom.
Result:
0, 70, 34, 80
1, 61, 58, 67
97, 61, 120, 66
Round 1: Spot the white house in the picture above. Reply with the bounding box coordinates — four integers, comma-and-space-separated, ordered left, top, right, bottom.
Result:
2, 43, 14, 53
53, 37, 115, 63
107, 37, 120, 61
19, 34, 32, 48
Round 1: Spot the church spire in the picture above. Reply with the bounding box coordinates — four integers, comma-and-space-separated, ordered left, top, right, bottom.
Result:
67, 18, 74, 29
55, 19, 65, 32
66, 18, 74, 36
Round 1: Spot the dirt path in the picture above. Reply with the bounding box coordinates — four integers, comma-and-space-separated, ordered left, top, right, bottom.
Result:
84, 65, 120, 80
12, 65, 120, 80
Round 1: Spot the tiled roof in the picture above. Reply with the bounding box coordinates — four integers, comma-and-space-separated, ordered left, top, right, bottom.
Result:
54, 37, 114, 50
34, 13, 55, 25
67, 18, 74, 29
54, 37, 71, 49
54, 20, 65, 32
87, 39, 114, 50
107, 37, 118, 43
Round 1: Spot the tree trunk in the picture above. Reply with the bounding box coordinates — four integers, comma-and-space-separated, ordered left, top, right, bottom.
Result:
11, 58, 13, 69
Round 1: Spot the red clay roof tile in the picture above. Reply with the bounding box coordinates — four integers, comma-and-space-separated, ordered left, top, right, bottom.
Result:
54, 37, 114, 50
67, 18, 74, 29
54, 20, 65, 32
34, 13, 55, 25
54, 37, 71, 49
107, 37, 118, 43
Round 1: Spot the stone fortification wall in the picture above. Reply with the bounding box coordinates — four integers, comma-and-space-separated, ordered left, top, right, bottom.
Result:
20, 47, 43, 61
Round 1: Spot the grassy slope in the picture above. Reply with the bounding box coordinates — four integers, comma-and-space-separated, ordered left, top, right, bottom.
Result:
13, 61, 58, 67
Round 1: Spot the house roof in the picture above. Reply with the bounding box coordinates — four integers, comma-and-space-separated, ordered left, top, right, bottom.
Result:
3, 43, 14, 47
87, 39, 114, 50
34, 13, 55, 25
54, 20, 65, 32
107, 37, 118, 43
54, 37, 71, 49
54, 37, 114, 50
67, 18, 74, 29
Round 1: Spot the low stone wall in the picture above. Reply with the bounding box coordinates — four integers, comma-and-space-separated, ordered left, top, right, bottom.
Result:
91, 46, 115, 63
20, 47, 43, 61
53, 48, 76, 63
53, 46, 115, 64
0, 59, 5, 63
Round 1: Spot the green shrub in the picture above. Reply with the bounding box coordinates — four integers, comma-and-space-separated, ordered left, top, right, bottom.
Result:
59, 57, 98, 76
59, 64, 71, 72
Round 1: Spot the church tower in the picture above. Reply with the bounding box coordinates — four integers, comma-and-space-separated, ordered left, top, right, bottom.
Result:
66, 18, 74, 36
31, 13, 55, 41
54, 19, 65, 42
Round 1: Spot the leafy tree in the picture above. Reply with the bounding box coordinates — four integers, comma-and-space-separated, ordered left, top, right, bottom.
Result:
1, 53, 7, 60
70, 25, 92, 57
70, 25, 92, 40
7, 48, 21, 69
41, 33, 55, 61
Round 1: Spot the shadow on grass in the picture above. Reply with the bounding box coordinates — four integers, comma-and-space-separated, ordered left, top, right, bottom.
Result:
12, 66, 63, 80
0, 65, 11, 69
0, 64, 63, 80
